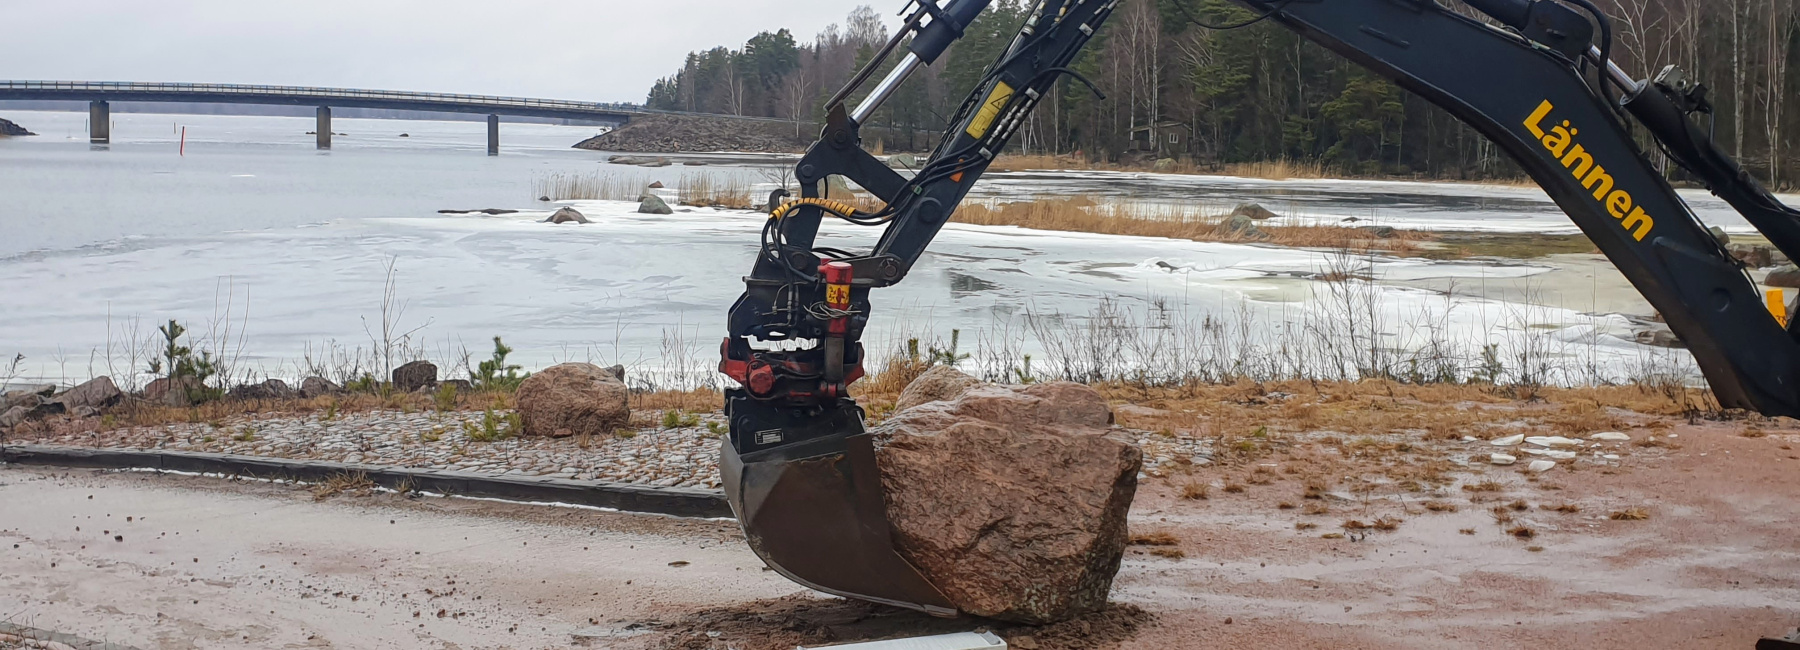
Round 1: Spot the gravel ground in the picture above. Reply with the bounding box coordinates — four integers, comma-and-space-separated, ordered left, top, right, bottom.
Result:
8, 409, 1219, 490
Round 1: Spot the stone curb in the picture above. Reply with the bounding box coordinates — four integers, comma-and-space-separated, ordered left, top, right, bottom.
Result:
0, 622, 142, 650
0, 444, 731, 519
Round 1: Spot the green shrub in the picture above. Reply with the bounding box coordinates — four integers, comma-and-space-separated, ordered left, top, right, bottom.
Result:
473, 337, 528, 391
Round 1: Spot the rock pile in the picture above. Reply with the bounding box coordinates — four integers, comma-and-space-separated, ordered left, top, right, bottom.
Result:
873, 379, 1140, 624
573, 115, 808, 153
514, 363, 629, 438
2, 377, 121, 428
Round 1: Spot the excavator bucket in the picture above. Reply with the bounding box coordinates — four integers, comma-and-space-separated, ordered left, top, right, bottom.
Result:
718, 397, 956, 616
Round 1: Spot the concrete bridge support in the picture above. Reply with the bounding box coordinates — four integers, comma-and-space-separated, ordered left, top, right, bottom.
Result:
88, 100, 109, 143
316, 106, 331, 149
487, 114, 499, 156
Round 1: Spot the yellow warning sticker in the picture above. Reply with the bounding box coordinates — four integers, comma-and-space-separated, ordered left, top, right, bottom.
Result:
965, 81, 1014, 140
826, 284, 850, 306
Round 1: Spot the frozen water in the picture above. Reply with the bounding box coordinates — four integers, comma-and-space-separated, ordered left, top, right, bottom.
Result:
0, 110, 1715, 386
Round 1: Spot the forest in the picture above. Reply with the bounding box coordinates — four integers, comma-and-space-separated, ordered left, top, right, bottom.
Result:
644, 0, 1800, 189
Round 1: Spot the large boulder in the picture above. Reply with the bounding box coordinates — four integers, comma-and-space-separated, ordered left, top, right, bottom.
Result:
872, 382, 1140, 624
546, 207, 591, 224
392, 361, 437, 393
299, 376, 342, 398
228, 378, 297, 401
514, 363, 629, 438
51, 377, 122, 412
893, 365, 980, 412
638, 194, 673, 215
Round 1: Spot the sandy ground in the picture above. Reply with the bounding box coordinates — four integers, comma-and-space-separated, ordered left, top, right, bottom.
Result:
4, 415, 1800, 649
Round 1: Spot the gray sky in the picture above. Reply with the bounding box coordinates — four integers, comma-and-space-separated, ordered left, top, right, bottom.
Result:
4, 1, 895, 103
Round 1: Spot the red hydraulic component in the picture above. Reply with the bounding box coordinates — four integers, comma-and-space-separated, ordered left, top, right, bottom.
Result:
719, 338, 777, 396
821, 261, 854, 386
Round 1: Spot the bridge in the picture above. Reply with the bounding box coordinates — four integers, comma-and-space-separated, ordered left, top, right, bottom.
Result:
0, 81, 647, 154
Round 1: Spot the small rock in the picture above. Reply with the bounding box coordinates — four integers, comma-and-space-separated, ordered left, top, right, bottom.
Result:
1527, 460, 1557, 472
52, 376, 123, 412
1152, 158, 1177, 172
648, 181, 665, 189
1490, 453, 1517, 466
638, 194, 673, 215
227, 379, 297, 401
546, 207, 591, 224
1461, 436, 1478, 442
1361, 225, 1397, 238
299, 376, 342, 398
1766, 265, 1800, 288
392, 361, 437, 393
1490, 434, 1524, 446
142, 376, 202, 406
1634, 327, 1685, 348
1588, 431, 1631, 441
1218, 214, 1268, 240
1525, 436, 1580, 448
1729, 242, 1775, 268
538, 195, 552, 202
1230, 203, 1279, 220
0, 405, 27, 429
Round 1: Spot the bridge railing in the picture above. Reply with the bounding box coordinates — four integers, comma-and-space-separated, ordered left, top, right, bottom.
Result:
0, 80, 644, 114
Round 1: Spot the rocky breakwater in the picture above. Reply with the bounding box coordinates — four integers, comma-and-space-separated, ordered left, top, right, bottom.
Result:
872, 371, 1142, 624
0, 118, 35, 136
573, 114, 807, 153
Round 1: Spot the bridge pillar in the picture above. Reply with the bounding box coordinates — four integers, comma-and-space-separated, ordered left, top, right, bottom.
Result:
88, 101, 109, 143
486, 114, 499, 156
316, 107, 331, 149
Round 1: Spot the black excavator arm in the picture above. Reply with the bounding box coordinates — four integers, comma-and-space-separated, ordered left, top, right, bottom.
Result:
714, 0, 1800, 628
1232, 0, 1800, 416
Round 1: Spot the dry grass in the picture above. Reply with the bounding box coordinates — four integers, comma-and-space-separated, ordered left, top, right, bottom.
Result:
312, 471, 376, 501
1463, 480, 1506, 493
1545, 503, 1581, 513
1507, 524, 1538, 539
1129, 531, 1181, 546
1609, 507, 1650, 521
1301, 502, 1330, 515
532, 170, 656, 201
1295, 522, 1318, 531
1149, 547, 1186, 559
952, 196, 1427, 254
1222, 483, 1246, 494
1179, 481, 1210, 500
677, 172, 753, 209
1424, 501, 1459, 513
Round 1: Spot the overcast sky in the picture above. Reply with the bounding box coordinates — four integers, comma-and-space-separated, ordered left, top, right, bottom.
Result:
4, 1, 896, 103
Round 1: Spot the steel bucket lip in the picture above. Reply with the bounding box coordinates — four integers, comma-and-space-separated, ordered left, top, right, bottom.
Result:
721, 429, 957, 617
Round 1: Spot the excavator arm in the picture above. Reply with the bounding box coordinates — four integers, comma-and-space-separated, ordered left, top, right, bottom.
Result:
715, 0, 1800, 628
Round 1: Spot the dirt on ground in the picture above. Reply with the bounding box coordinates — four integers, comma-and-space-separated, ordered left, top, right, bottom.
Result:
626, 595, 1149, 650
574, 114, 810, 154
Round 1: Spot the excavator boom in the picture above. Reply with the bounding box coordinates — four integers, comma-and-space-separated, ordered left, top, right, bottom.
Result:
717, 0, 1800, 637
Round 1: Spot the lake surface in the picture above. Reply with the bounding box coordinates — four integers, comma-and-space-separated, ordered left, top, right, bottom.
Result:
1, 110, 1728, 387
